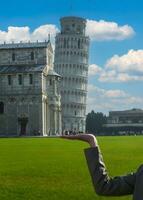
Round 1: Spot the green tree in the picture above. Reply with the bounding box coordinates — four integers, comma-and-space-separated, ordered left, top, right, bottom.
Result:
86, 110, 107, 135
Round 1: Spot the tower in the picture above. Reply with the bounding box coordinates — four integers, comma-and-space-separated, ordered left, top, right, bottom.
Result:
54, 16, 89, 133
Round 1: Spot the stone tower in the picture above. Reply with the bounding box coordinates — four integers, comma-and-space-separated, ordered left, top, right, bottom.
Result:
54, 16, 89, 133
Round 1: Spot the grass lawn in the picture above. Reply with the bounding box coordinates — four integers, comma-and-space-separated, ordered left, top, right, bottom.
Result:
0, 136, 142, 200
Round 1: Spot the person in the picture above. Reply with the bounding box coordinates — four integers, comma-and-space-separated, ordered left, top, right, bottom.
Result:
61, 134, 143, 200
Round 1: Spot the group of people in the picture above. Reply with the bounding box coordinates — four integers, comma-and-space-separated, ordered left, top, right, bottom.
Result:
62, 130, 81, 135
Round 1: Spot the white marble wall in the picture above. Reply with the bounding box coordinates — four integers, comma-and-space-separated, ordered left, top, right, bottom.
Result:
0, 42, 62, 136
54, 17, 90, 133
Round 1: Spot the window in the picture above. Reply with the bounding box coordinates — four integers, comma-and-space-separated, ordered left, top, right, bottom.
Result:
0, 102, 4, 114
66, 25, 70, 31
77, 26, 81, 33
67, 39, 69, 48
78, 39, 80, 49
8, 75, 12, 85
31, 52, 34, 60
18, 74, 22, 85
29, 74, 33, 84
12, 53, 15, 61
64, 38, 66, 48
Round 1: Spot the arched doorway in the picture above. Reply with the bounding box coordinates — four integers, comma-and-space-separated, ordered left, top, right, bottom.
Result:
18, 117, 28, 136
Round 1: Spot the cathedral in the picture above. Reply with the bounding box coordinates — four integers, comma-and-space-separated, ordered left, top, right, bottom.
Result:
0, 16, 89, 136
0, 41, 62, 136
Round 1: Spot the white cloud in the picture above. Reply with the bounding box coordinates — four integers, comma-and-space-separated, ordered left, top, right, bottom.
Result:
0, 19, 134, 45
86, 19, 135, 41
87, 84, 143, 114
88, 64, 103, 76
99, 71, 143, 82
89, 49, 143, 82
31, 24, 59, 43
106, 49, 143, 72
0, 24, 59, 44
88, 84, 128, 98
104, 89, 127, 98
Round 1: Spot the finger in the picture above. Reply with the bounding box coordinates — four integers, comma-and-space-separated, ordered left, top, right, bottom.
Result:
60, 135, 78, 140
60, 135, 87, 141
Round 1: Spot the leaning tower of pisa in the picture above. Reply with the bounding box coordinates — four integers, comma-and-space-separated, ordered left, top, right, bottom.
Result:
54, 16, 90, 133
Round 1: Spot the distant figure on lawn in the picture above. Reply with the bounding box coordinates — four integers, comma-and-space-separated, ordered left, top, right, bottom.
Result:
61, 134, 143, 200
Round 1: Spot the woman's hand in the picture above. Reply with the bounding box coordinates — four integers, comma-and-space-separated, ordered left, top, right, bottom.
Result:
60, 134, 98, 148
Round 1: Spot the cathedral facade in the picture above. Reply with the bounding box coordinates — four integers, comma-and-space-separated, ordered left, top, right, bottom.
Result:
0, 41, 62, 136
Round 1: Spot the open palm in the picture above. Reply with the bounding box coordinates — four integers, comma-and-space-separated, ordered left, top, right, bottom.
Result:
60, 134, 98, 147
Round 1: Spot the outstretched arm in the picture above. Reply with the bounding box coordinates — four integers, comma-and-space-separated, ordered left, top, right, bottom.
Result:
61, 134, 136, 196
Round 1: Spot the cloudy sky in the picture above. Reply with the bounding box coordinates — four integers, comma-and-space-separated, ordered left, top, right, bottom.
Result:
0, 0, 143, 115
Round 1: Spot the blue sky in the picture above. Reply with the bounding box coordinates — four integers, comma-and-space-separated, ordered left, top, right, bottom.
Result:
1, 0, 143, 114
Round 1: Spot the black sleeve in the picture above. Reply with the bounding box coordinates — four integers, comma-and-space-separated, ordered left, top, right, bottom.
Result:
84, 146, 136, 196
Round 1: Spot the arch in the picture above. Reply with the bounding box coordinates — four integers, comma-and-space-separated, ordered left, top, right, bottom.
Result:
78, 39, 80, 49
67, 39, 69, 48
12, 53, 15, 61
64, 38, 66, 48
8, 75, 12, 85
29, 74, 33, 84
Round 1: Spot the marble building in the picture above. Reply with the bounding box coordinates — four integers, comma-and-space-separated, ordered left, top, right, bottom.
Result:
54, 16, 90, 133
0, 40, 62, 136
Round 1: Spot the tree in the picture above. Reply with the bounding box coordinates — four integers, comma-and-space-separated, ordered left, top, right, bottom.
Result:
86, 110, 107, 135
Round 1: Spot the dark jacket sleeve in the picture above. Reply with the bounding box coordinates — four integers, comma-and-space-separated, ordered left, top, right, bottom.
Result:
84, 146, 136, 196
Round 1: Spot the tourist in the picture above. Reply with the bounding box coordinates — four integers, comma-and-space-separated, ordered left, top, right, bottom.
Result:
61, 134, 143, 200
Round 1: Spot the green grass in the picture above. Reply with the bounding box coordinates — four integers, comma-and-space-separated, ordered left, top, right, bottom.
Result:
0, 136, 142, 200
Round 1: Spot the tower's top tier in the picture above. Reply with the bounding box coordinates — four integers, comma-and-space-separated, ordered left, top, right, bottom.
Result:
60, 16, 86, 35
